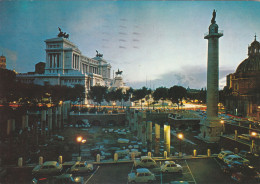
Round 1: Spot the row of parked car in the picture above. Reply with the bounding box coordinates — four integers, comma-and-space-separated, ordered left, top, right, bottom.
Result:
218, 150, 260, 182
128, 156, 183, 183
31, 160, 94, 183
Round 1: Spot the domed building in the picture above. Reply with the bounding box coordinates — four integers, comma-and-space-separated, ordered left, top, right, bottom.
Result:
0, 54, 6, 69
226, 36, 260, 120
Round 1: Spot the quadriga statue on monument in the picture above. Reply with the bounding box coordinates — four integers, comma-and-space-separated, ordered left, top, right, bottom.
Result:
58, 27, 69, 39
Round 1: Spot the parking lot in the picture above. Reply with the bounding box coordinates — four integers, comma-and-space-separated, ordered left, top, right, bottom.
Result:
83, 158, 240, 184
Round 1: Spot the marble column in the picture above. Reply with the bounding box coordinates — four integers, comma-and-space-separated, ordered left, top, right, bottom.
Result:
54, 107, 58, 130
48, 108, 52, 132
155, 123, 160, 156
58, 106, 62, 130
200, 10, 223, 143
164, 124, 170, 156
22, 115, 29, 129
41, 110, 47, 135
141, 121, 147, 147
146, 121, 153, 152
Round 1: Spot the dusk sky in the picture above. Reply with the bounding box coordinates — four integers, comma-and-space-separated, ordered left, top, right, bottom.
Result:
1, 1, 260, 89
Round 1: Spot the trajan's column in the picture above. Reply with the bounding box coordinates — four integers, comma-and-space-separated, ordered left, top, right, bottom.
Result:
200, 10, 223, 142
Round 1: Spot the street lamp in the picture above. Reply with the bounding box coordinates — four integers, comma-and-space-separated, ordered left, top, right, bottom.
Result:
177, 133, 184, 157
250, 132, 257, 153
112, 102, 116, 110
76, 136, 86, 157
220, 120, 225, 135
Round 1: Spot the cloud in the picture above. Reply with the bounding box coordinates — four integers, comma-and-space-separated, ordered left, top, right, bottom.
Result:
126, 65, 234, 90
132, 32, 140, 35
118, 32, 127, 35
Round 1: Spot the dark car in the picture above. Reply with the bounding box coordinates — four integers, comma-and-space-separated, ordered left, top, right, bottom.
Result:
222, 162, 260, 182
238, 150, 259, 160
221, 161, 240, 175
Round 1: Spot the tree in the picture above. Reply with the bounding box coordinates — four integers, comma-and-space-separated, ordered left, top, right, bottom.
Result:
132, 87, 148, 109
168, 85, 187, 109
88, 86, 107, 107
145, 88, 152, 110
153, 87, 168, 109
115, 88, 123, 108
197, 88, 206, 104
122, 88, 133, 109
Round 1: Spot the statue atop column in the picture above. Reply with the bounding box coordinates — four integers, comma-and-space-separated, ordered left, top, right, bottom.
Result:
115, 69, 123, 76
211, 9, 216, 24
58, 27, 69, 39
96, 50, 103, 57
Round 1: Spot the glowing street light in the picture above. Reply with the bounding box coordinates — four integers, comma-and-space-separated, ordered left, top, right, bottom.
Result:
112, 102, 116, 109
250, 132, 257, 153
220, 120, 225, 135
251, 132, 257, 137
76, 136, 86, 157
177, 133, 184, 157
77, 136, 83, 143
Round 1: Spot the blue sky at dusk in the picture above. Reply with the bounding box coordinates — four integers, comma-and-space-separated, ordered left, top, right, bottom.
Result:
1, 1, 260, 89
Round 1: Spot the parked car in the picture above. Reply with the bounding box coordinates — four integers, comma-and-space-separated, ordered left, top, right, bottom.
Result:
160, 161, 183, 173
62, 161, 76, 173
32, 174, 84, 184
223, 155, 250, 165
238, 150, 259, 160
32, 161, 63, 176
238, 134, 251, 141
170, 181, 189, 184
128, 168, 156, 183
221, 161, 245, 175
31, 177, 52, 184
231, 166, 260, 183
52, 135, 65, 141
53, 174, 84, 184
218, 150, 234, 160
69, 161, 93, 174
134, 156, 157, 168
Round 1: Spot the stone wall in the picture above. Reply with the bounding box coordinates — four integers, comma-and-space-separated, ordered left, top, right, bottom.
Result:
69, 113, 126, 126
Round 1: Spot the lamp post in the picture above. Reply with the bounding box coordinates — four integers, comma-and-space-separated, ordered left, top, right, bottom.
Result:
177, 133, 184, 157
76, 136, 86, 157
112, 102, 116, 110
250, 132, 257, 153
220, 120, 225, 135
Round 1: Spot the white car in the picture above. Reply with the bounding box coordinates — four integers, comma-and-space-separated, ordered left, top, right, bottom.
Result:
238, 134, 251, 141
223, 155, 250, 165
161, 161, 183, 173
218, 150, 234, 160
134, 156, 157, 168
32, 161, 62, 176
70, 161, 93, 174
128, 168, 156, 183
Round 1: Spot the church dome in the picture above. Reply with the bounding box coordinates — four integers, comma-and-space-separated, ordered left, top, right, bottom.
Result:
235, 36, 260, 73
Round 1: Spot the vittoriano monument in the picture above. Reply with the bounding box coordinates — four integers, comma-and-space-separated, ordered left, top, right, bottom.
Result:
199, 10, 223, 142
